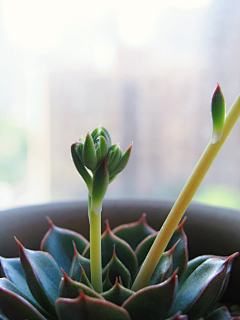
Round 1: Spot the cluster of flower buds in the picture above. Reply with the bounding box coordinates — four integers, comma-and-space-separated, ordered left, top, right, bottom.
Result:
71, 125, 132, 215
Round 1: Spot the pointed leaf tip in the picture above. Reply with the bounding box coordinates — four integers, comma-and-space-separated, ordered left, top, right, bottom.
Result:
211, 83, 226, 144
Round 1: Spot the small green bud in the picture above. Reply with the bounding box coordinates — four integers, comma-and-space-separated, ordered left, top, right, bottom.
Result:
107, 144, 122, 171
83, 132, 98, 170
91, 159, 109, 215
211, 83, 225, 144
109, 143, 132, 177
95, 136, 108, 164
76, 139, 84, 163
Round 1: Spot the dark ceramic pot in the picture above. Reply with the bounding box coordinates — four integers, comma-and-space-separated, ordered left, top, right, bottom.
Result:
0, 199, 239, 304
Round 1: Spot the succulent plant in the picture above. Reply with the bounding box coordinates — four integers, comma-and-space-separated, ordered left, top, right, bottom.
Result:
0, 84, 240, 319
0, 214, 238, 320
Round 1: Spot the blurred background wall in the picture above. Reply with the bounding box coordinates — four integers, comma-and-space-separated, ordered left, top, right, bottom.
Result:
0, 0, 239, 210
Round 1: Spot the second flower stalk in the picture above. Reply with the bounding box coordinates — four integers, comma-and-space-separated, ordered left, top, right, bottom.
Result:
71, 125, 132, 292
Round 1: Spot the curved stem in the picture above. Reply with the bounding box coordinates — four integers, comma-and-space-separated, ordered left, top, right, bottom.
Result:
89, 195, 102, 293
132, 94, 240, 292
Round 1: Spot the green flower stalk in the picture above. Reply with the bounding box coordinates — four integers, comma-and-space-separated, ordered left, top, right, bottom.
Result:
71, 125, 132, 292
132, 84, 240, 291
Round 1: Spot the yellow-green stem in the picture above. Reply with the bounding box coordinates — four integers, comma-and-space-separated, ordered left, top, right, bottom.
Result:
132, 94, 240, 292
89, 195, 103, 293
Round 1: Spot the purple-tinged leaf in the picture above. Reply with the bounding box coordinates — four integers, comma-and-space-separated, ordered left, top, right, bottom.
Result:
148, 243, 175, 285
1, 257, 37, 307
84, 220, 138, 279
102, 245, 131, 288
102, 269, 113, 291
0, 287, 48, 320
168, 253, 238, 320
56, 290, 131, 320
0, 278, 53, 319
69, 243, 91, 282
59, 270, 102, 299
205, 306, 240, 320
123, 271, 178, 320
41, 218, 89, 275
166, 217, 188, 279
101, 278, 134, 306
17, 239, 62, 317
113, 213, 156, 250
135, 233, 157, 266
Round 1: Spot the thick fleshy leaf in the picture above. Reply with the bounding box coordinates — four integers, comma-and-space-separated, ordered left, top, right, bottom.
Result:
108, 144, 132, 177
165, 217, 188, 279
179, 255, 213, 288
1, 257, 38, 307
59, 271, 102, 299
0, 277, 52, 319
148, 245, 174, 285
17, 239, 62, 317
122, 271, 178, 320
168, 254, 238, 320
41, 219, 89, 275
69, 243, 91, 282
84, 220, 138, 279
205, 306, 239, 320
56, 290, 131, 320
102, 269, 113, 291
135, 233, 157, 266
83, 131, 97, 170
113, 213, 156, 250
0, 287, 48, 320
101, 278, 134, 306
102, 246, 131, 288
79, 265, 93, 288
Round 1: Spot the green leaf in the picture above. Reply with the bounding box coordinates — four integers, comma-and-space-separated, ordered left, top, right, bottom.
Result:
108, 143, 132, 177
91, 159, 109, 215
76, 139, 84, 163
0, 278, 52, 319
102, 245, 131, 288
166, 217, 188, 279
84, 220, 138, 279
168, 254, 238, 320
211, 83, 226, 144
71, 143, 92, 193
122, 272, 177, 320
40, 218, 89, 275
83, 132, 97, 170
59, 271, 102, 299
56, 291, 131, 320
135, 233, 157, 266
148, 247, 174, 286
113, 213, 156, 250
17, 239, 62, 317
205, 306, 237, 320
102, 270, 113, 292
69, 243, 91, 282
0, 287, 47, 320
1, 257, 37, 307
101, 278, 134, 306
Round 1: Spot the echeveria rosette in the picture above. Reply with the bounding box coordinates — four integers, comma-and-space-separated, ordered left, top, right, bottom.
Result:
0, 215, 238, 319
71, 125, 132, 215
